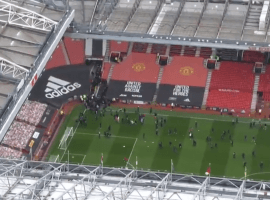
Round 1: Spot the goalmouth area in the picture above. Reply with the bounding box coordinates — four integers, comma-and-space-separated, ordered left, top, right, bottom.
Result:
47, 105, 270, 181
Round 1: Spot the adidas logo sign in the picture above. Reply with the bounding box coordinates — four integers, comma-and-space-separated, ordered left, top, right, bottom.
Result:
184, 98, 190, 102
45, 76, 81, 99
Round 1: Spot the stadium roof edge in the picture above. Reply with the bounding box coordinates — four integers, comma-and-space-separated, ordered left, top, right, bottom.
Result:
0, 9, 75, 142
65, 32, 258, 51
0, 158, 269, 200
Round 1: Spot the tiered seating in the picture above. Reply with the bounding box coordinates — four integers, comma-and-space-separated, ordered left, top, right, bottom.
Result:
243, 51, 265, 63
132, 43, 148, 53
258, 66, 270, 92
200, 47, 212, 59
207, 90, 252, 109
258, 66, 270, 101
16, 100, 47, 126
210, 62, 254, 91
101, 63, 111, 80
206, 61, 254, 109
45, 44, 66, 70
169, 45, 182, 56
216, 49, 238, 61
0, 146, 22, 159
263, 93, 270, 101
3, 121, 35, 150
63, 37, 85, 64
183, 46, 196, 57
151, 44, 166, 55
110, 41, 129, 52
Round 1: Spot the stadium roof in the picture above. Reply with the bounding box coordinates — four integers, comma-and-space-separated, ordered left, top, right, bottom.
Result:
0, 158, 269, 200
67, 0, 270, 50
0, 0, 74, 140
0, 0, 65, 80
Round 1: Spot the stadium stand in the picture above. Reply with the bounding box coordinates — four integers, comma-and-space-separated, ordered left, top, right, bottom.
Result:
199, 47, 212, 58
183, 46, 196, 57
151, 44, 167, 55
110, 41, 129, 52
161, 56, 206, 87
63, 37, 85, 64
101, 63, 112, 80
263, 93, 270, 101
169, 45, 182, 56
207, 90, 252, 109
242, 50, 265, 63
216, 49, 238, 61
206, 61, 254, 109
258, 66, 270, 101
2, 121, 35, 150
209, 62, 254, 91
45, 44, 67, 70
132, 43, 148, 53
111, 53, 159, 83
16, 101, 47, 126
0, 146, 22, 159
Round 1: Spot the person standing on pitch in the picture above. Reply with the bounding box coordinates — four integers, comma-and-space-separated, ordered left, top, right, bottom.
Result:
195, 121, 198, 128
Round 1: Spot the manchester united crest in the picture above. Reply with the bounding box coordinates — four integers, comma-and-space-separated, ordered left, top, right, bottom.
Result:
132, 63, 145, 72
179, 66, 194, 76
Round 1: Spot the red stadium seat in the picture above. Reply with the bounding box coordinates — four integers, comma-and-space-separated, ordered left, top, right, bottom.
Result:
200, 47, 212, 59
243, 51, 265, 63
210, 61, 254, 91
110, 41, 129, 52
207, 90, 252, 109
169, 45, 182, 56
63, 37, 85, 65
45, 45, 66, 69
259, 65, 270, 93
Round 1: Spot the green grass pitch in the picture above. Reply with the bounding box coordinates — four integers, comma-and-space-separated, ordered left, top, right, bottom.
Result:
48, 105, 270, 181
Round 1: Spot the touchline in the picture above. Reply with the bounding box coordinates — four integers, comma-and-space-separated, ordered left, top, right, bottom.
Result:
45, 76, 81, 99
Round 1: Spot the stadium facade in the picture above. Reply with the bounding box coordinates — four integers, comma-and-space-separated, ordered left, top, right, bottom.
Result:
1, 0, 270, 199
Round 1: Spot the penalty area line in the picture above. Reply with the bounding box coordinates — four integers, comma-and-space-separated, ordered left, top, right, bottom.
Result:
60, 109, 87, 162
126, 138, 138, 168
76, 132, 136, 140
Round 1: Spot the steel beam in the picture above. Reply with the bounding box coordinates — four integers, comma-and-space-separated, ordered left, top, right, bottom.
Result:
234, 180, 245, 200
192, 176, 209, 200
147, 0, 165, 34
55, 166, 100, 200
102, 170, 135, 200
8, 163, 66, 200
146, 173, 171, 200
0, 57, 29, 79
0, 0, 57, 32
170, 0, 186, 35
216, 0, 229, 39
240, 0, 252, 40
193, 0, 208, 37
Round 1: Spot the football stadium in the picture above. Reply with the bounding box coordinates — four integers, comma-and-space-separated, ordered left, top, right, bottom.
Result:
2, 0, 270, 199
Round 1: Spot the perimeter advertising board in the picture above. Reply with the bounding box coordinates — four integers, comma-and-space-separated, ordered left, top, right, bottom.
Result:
106, 80, 156, 102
